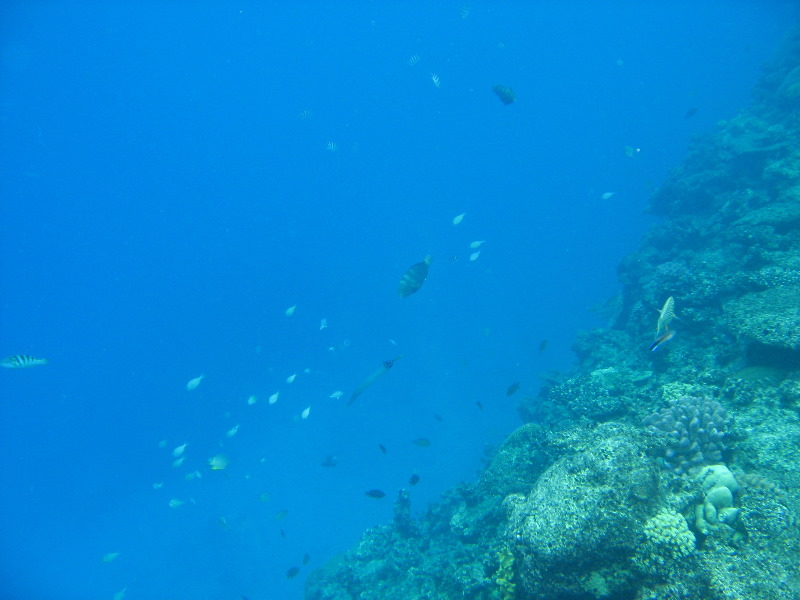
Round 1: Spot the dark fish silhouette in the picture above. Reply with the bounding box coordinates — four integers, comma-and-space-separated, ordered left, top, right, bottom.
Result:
286, 566, 300, 579
398, 256, 431, 297
539, 339, 549, 352
321, 454, 338, 467
365, 489, 386, 499
506, 382, 520, 396
413, 438, 432, 448
409, 474, 420, 486
684, 107, 699, 119
378, 444, 388, 454
303, 553, 311, 565
492, 84, 516, 105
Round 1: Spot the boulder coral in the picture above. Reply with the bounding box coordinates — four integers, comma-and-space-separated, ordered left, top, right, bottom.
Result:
642, 396, 730, 473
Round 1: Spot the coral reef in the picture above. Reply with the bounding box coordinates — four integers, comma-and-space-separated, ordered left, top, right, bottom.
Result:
642, 396, 730, 473
306, 28, 800, 600
643, 509, 696, 558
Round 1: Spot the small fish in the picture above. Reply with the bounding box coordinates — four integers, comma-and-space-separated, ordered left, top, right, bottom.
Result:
469, 251, 481, 261
319, 318, 328, 330
365, 489, 386, 499
650, 330, 676, 352
407, 54, 420, 66
226, 425, 239, 438
378, 443, 387, 454
303, 553, 311, 565
413, 438, 432, 448
506, 382, 520, 396
186, 375, 205, 391
476, 401, 483, 411
409, 474, 420, 486
434, 414, 444, 422
168, 498, 184, 508
113, 588, 127, 600
684, 107, 699, 119
269, 392, 279, 405
172, 442, 189, 457
286, 566, 300, 579
624, 146, 641, 158
157, 440, 167, 448
539, 339, 549, 352
208, 454, 228, 470
492, 84, 516, 105
275, 509, 289, 521
247, 395, 257, 405
321, 454, 338, 467
102, 552, 120, 563
184, 470, 202, 481
398, 256, 431, 298
258, 492, 271, 502
431, 73, 441, 88
452, 212, 465, 225
285, 305, 297, 316
326, 141, 337, 152
0, 354, 47, 369
460, 2, 471, 19
469, 240, 485, 249
297, 109, 313, 119
286, 373, 297, 384
329, 390, 343, 400
280, 528, 287, 538
152, 482, 164, 490
601, 192, 615, 200
172, 456, 185, 468
301, 406, 310, 419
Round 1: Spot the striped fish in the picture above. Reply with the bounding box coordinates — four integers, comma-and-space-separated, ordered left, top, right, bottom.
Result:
1, 354, 48, 369
656, 296, 676, 337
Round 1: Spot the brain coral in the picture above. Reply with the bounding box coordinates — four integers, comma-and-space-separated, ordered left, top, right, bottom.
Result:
643, 396, 730, 474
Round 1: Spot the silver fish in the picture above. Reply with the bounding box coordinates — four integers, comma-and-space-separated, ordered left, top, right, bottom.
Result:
1, 354, 47, 369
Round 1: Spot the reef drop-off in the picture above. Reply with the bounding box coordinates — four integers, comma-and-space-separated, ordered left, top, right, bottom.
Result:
305, 29, 800, 600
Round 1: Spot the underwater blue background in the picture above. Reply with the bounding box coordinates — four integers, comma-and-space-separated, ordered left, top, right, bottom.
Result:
1, 2, 796, 599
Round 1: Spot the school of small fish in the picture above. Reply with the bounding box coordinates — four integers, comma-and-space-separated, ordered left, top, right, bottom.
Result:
2, 18, 559, 591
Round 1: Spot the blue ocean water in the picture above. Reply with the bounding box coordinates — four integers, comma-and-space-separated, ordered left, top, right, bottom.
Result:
0, 3, 795, 599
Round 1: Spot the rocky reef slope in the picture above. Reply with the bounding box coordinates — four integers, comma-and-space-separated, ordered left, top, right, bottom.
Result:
306, 29, 800, 600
